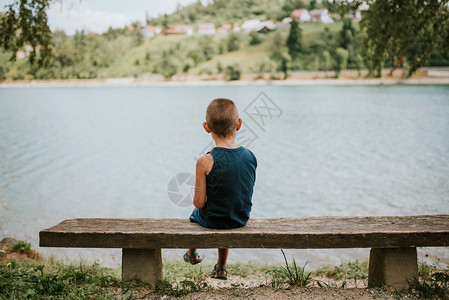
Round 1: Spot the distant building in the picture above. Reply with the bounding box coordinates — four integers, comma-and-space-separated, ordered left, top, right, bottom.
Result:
154, 26, 164, 35
282, 17, 292, 24
241, 19, 261, 32
291, 9, 311, 23
218, 23, 232, 34
141, 25, 155, 39
349, 9, 362, 21
309, 9, 334, 24
232, 23, 242, 32
165, 24, 193, 35
197, 23, 216, 35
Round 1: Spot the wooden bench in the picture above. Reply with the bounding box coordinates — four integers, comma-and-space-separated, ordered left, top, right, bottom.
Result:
39, 215, 449, 289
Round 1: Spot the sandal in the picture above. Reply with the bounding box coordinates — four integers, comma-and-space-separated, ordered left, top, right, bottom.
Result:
183, 251, 203, 265
211, 264, 227, 280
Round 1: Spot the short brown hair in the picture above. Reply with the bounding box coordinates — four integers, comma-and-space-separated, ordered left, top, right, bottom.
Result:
206, 98, 239, 137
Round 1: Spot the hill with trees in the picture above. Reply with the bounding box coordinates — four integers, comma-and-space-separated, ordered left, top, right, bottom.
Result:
0, 0, 448, 81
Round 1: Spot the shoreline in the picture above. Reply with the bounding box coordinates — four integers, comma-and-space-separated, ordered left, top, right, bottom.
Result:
1, 76, 449, 88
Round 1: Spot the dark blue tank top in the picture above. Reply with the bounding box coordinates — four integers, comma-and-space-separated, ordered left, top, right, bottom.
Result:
190, 146, 257, 229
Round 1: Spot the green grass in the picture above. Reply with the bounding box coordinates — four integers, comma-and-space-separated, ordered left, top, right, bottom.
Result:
409, 261, 449, 299
8, 240, 31, 252
315, 260, 369, 281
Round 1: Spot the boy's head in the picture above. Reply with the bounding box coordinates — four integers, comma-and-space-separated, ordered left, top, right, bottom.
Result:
204, 98, 240, 138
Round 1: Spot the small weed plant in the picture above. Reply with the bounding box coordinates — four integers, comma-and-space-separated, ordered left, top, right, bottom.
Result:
266, 249, 312, 289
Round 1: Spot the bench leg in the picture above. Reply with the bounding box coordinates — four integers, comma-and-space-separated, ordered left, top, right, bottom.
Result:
122, 248, 162, 288
368, 247, 418, 289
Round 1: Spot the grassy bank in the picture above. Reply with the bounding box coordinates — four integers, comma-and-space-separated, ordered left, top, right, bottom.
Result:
1, 239, 448, 299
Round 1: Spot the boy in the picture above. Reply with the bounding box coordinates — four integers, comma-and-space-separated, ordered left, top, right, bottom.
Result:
184, 98, 257, 280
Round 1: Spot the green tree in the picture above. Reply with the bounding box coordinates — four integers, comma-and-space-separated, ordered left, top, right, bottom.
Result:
227, 33, 240, 52
334, 47, 348, 78
343, 0, 449, 77
339, 18, 355, 50
270, 50, 291, 79
158, 51, 178, 79
322, 50, 331, 76
286, 18, 303, 60
0, 0, 52, 66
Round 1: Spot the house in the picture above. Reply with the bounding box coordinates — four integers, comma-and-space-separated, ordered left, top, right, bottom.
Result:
140, 25, 155, 39
197, 23, 216, 35
232, 23, 242, 32
309, 9, 334, 24
218, 23, 232, 34
154, 26, 164, 35
282, 17, 292, 24
165, 24, 193, 35
291, 9, 311, 23
349, 9, 362, 21
241, 19, 261, 32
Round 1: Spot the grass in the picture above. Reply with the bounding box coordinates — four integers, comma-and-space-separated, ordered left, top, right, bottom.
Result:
2, 240, 448, 298
408, 261, 449, 299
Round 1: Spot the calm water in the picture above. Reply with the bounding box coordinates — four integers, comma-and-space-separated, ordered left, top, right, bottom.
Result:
1, 85, 448, 267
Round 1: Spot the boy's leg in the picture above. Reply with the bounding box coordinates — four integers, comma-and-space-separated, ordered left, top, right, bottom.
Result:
186, 248, 201, 263
217, 248, 229, 275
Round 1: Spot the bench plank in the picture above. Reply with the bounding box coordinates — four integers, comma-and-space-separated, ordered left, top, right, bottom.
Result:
40, 215, 449, 249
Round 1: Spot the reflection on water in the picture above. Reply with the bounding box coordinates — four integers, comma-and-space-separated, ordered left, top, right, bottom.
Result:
1, 86, 448, 267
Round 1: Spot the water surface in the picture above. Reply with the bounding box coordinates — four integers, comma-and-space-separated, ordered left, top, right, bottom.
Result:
1, 85, 448, 267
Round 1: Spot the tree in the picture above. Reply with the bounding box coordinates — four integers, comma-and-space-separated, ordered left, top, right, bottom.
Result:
0, 0, 52, 66
270, 50, 291, 79
286, 18, 303, 60
226, 33, 240, 52
339, 18, 355, 50
334, 47, 348, 78
335, 0, 449, 77
158, 51, 178, 79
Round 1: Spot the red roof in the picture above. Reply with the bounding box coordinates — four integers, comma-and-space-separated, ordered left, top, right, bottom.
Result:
291, 9, 308, 18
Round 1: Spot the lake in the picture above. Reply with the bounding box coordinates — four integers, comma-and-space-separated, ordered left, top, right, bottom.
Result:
0, 85, 448, 268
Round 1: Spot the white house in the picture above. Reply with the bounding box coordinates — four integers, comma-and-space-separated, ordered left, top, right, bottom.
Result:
197, 23, 216, 35
291, 9, 311, 23
309, 9, 334, 24
241, 19, 261, 32
140, 25, 155, 39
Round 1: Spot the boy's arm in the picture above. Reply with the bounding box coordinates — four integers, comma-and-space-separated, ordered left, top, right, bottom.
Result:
193, 155, 209, 209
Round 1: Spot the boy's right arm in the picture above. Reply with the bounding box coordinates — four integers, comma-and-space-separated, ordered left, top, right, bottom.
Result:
193, 155, 208, 209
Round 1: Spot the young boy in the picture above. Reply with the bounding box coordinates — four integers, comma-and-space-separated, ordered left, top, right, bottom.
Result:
184, 98, 257, 280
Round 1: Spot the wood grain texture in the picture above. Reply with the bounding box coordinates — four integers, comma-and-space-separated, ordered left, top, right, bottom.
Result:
39, 215, 449, 249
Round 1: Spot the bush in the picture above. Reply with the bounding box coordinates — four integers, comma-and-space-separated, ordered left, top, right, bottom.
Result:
334, 47, 349, 78
249, 32, 263, 45
225, 62, 242, 80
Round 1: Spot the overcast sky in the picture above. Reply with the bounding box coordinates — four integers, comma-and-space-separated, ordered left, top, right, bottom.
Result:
45, 0, 202, 35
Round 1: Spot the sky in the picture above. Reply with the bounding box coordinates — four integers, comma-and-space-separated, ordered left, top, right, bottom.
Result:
44, 0, 203, 35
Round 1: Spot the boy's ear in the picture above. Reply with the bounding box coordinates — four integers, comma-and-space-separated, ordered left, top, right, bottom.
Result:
236, 118, 242, 131
203, 121, 211, 133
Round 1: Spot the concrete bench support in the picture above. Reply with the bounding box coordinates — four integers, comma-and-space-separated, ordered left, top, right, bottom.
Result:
122, 248, 162, 288
368, 247, 418, 289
